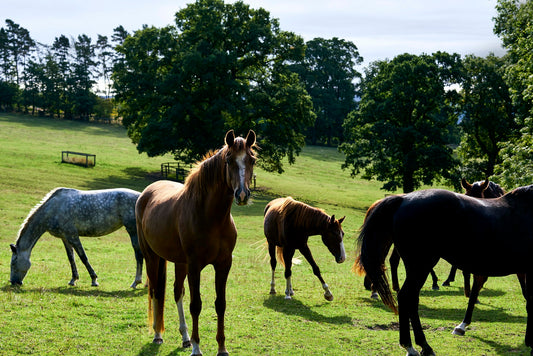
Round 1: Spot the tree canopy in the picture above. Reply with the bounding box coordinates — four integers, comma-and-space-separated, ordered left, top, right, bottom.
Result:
493, 0, 533, 188
291, 37, 363, 146
340, 52, 462, 193
112, 0, 315, 173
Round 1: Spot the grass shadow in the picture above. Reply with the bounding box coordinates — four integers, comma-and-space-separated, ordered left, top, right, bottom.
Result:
467, 334, 529, 355
262, 294, 352, 325
2, 283, 147, 298
137, 342, 162, 356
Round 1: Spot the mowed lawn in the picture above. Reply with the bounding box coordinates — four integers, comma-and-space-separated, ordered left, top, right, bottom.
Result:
0, 113, 529, 355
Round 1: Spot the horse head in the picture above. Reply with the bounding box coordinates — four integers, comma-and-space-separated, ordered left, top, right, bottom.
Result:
461, 178, 490, 198
224, 129, 256, 206
9, 244, 31, 285
321, 215, 346, 264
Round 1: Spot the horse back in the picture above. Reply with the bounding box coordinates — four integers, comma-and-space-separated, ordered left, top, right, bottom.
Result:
394, 189, 533, 275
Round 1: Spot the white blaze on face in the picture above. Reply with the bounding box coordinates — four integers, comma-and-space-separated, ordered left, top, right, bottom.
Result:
236, 151, 246, 182
338, 232, 346, 263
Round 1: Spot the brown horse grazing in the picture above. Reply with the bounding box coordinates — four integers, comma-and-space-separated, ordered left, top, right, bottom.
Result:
446, 179, 527, 336
136, 130, 256, 356
355, 186, 533, 356
264, 197, 346, 301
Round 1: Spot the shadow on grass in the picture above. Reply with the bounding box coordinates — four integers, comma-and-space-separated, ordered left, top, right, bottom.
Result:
468, 333, 529, 355
2, 283, 147, 298
137, 341, 192, 356
263, 294, 352, 325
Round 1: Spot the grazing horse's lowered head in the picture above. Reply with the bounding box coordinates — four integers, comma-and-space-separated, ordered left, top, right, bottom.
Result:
9, 244, 30, 285
322, 215, 346, 263
222, 129, 256, 206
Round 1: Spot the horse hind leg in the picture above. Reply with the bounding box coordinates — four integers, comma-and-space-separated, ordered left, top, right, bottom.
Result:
282, 248, 296, 299
268, 242, 277, 295
125, 225, 143, 289
68, 234, 98, 286
61, 239, 79, 286
147, 256, 167, 344
174, 263, 191, 348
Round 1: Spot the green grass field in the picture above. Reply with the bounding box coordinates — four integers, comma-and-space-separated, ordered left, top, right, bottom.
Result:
0, 113, 529, 355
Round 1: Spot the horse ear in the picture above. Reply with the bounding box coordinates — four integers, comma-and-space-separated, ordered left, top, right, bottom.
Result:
338, 216, 346, 224
330, 215, 335, 224
246, 130, 256, 147
461, 178, 472, 191
481, 179, 490, 190
10, 243, 17, 254
225, 130, 235, 147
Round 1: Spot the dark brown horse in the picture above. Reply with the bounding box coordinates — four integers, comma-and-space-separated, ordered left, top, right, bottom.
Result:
264, 197, 346, 301
445, 179, 526, 336
355, 186, 533, 356
136, 130, 256, 356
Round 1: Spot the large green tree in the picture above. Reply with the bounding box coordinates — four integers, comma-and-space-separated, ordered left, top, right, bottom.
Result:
340, 52, 462, 193
493, 0, 533, 187
113, 0, 314, 173
292, 37, 363, 146
457, 54, 519, 180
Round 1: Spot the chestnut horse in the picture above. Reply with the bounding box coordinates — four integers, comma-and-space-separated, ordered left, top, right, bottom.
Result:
136, 130, 256, 356
355, 186, 533, 356
264, 197, 346, 301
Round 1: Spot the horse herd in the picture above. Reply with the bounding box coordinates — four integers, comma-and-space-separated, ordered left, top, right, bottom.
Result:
8, 130, 533, 356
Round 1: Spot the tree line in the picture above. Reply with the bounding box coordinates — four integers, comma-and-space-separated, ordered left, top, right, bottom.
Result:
0, 0, 531, 191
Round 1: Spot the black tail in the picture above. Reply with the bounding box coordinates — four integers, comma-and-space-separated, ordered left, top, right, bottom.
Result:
354, 195, 403, 313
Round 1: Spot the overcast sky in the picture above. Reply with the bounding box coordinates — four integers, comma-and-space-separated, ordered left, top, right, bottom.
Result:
2, 0, 505, 67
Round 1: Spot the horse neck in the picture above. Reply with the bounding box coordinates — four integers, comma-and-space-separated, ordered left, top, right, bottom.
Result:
185, 154, 234, 220
16, 210, 47, 253
296, 206, 330, 236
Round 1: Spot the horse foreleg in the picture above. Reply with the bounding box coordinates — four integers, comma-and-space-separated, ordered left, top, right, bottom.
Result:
282, 248, 296, 299
390, 247, 401, 292
68, 235, 98, 286
174, 263, 191, 348
151, 257, 167, 344
300, 245, 333, 301
214, 259, 232, 356
453, 275, 487, 336
187, 263, 203, 356
61, 239, 79, 286
442, 265, 457, 286
268, 242, 277, 295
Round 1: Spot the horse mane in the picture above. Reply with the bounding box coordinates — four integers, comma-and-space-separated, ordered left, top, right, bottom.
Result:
279, 197, 329, 230
485, 181, 505, 197
183, 149, 225, 197
16, 187, 64, 243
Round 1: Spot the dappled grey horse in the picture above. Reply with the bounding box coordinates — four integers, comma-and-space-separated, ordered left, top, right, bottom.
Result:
10, 187, 143, 287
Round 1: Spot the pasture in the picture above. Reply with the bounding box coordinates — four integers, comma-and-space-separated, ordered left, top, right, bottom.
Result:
0, 113, 529, 355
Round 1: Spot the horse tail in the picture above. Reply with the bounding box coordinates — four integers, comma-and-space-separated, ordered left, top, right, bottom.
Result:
354, 195, 403, 314
276, 246, 285, 267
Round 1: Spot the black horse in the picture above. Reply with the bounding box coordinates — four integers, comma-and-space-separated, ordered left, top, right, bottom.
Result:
355, 186, 533, 356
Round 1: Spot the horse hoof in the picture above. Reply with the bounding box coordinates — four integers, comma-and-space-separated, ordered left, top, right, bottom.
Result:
92, 281, 99, 287
370, 292, 379, 299
68, 281, 76, 286
324, 293, 334, 301
442, 281, 451, 286
269, 290, 276, 295
217, 352, 229, 356
183, 340, 191, 348
284, 295, 292, 300
432, 285, 440, 291
452, 327, 465, 336
153, 337, 163, 344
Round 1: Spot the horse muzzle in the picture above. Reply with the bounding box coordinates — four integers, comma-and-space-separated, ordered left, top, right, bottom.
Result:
336, 255, 346, 264
234, 187, 251, 206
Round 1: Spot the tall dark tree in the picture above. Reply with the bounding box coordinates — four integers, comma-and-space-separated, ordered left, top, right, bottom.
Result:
2, 19, 35, 85
71, 34, 97, 119
96, 35, 113, 98
493, 0, 533, 188
340, 52, 462, 193
457, 54, 519, 179
293, 37, 363, 146
113, 0, 314, 173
